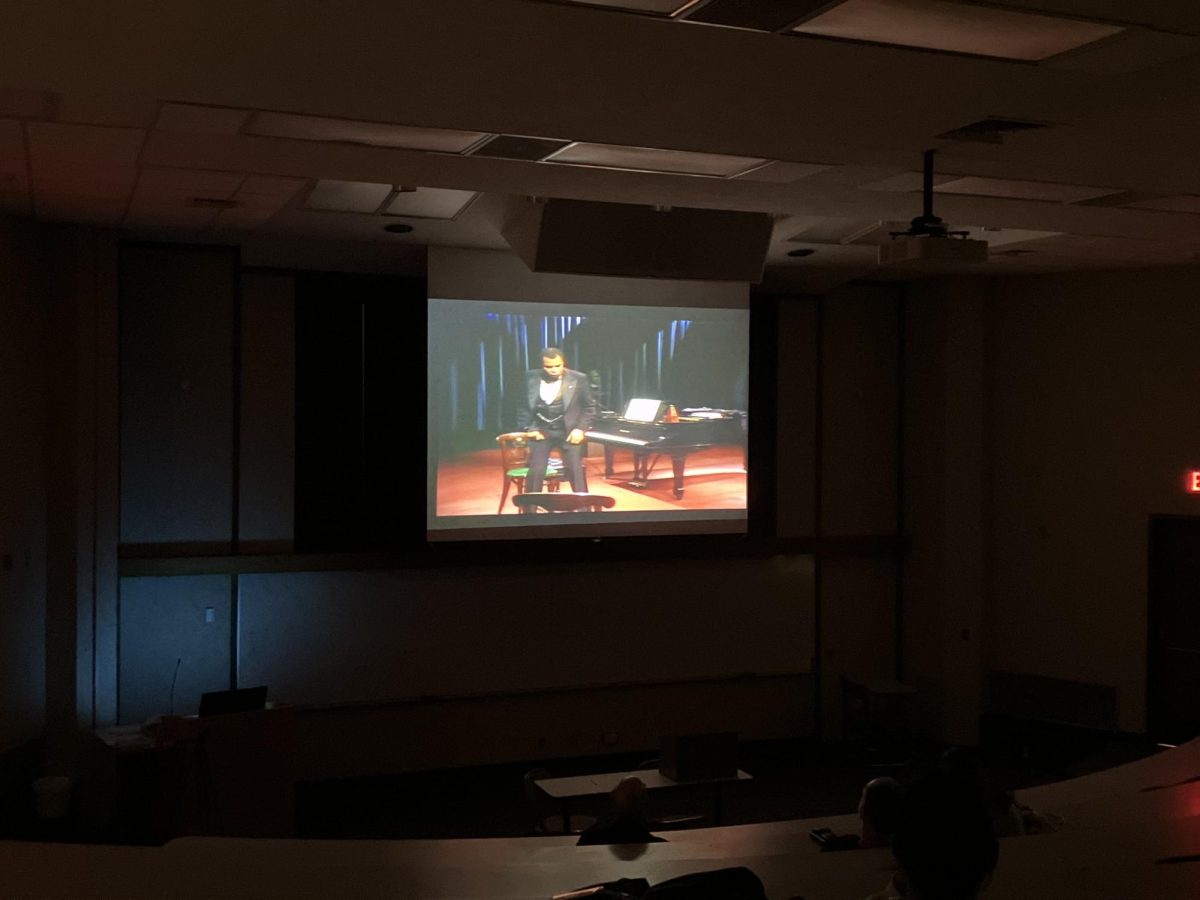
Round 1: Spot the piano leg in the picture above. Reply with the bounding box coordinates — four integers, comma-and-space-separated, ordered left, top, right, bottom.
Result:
671, 452, 687, 499
603, 445, 615, 479
630, 450, 648, 488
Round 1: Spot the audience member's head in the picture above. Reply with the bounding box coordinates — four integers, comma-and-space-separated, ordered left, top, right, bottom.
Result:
891, 771, 999, 900
611, 775, 649, 820
577, 776, 664, 847
857, 776, 903, 848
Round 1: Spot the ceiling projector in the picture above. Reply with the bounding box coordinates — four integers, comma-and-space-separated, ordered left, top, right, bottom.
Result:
878, 148, 988, 267
878, 234, 988, 266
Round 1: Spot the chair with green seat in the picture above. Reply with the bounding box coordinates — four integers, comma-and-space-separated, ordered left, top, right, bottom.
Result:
496, 432, 563, 514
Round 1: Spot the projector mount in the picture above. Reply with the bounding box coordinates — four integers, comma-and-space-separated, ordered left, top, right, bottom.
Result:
889, 149, 970, 240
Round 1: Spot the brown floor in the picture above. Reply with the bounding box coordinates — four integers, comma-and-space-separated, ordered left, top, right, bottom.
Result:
435, 445, 747, 516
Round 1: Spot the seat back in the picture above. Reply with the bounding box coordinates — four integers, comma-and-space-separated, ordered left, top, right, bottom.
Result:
496, 432, 532, 472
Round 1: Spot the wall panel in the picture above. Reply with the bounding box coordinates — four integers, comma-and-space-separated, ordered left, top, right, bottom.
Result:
987, 266, 1200, 731
237, 558, 815, 708
239, 271, 295, 548
774, 298, 818, 538
0, 221, 47, 751
820, 283, 900, 536
119, 244, 236, 547
118, 575, 233, 724
818, 555, 900, 738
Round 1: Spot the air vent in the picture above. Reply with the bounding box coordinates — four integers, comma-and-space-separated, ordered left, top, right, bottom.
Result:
937, 118, 1050, 144
469, 134, 572, 162
682, 0, 832, 32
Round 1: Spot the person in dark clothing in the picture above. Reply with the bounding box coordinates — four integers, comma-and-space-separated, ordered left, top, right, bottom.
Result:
886, 771, 999, 900
858, 776, 904, 849
517, 347, 597, 493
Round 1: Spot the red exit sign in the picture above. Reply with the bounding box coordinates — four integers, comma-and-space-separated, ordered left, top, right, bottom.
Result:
1188, 472, 1200, 493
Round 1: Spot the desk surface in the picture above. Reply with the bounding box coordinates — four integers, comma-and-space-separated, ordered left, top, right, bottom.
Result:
534, 767, 752, 799
3, 738, 1198, 899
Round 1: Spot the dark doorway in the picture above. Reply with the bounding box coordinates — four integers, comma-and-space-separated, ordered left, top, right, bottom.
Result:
1148, 517, 1200, 742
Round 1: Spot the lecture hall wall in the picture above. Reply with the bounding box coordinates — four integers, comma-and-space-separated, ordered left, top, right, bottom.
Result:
10, 227, 1193, 767
108, 243, 905, 775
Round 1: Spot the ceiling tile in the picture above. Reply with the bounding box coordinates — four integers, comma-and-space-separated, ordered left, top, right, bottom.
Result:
934, 176, 1118, 204
26, 122, 144, 166
0, 119, 27, 177
36, 195, 125, 225
213, 208, 278, 229
1043, 28, 1200, 75
683, 0, 830, 32
155, 103, 251, 135
383, 187, 477, 219
124, 206, 219, 229
553, 0, 692, 14
0, 191, 31, 215
0, 89, 56, 120
859, 171, 958, 192
246, 112, 490, 153
1126, 195, 1200, 214
967, 227, 1063, 248
136, 168, 244, 197
734, 160, 832, 183
240, 175, 309, 197
305, 179, 392, 213
788, 218, 891, 244
34, 169, 137, 202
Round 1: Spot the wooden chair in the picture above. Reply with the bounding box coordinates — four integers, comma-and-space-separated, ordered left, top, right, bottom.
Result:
496, 432, 563, 514
512, 492, 616, 514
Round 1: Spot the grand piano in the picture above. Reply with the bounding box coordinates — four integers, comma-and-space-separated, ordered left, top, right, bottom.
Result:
585, 399, 746, 499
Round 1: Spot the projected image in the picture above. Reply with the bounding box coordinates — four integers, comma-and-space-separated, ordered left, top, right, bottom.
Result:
428, 298, 749, 537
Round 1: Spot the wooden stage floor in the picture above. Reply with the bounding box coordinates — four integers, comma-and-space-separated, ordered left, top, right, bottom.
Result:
434, 445, 746, 516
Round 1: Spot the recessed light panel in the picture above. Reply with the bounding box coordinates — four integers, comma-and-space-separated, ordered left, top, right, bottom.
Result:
383, 187, 477, 220
793, 0, 1123, 61
305, 180, 392, 213
935, 176, 1117, 204
546, 142, 767, 177
246, 112, 490, 153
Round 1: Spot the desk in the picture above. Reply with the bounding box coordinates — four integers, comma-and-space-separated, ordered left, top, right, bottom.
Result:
533, 767, 752, 832
5, 741, 1200, 900
83, 708, 297, 842
6, 739, 1197, 899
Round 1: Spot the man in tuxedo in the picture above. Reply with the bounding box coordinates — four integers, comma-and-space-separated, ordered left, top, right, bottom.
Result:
518, 347, 597, 493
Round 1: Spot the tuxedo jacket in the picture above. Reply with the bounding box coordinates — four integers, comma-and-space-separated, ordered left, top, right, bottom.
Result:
518, 368, 597, 434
